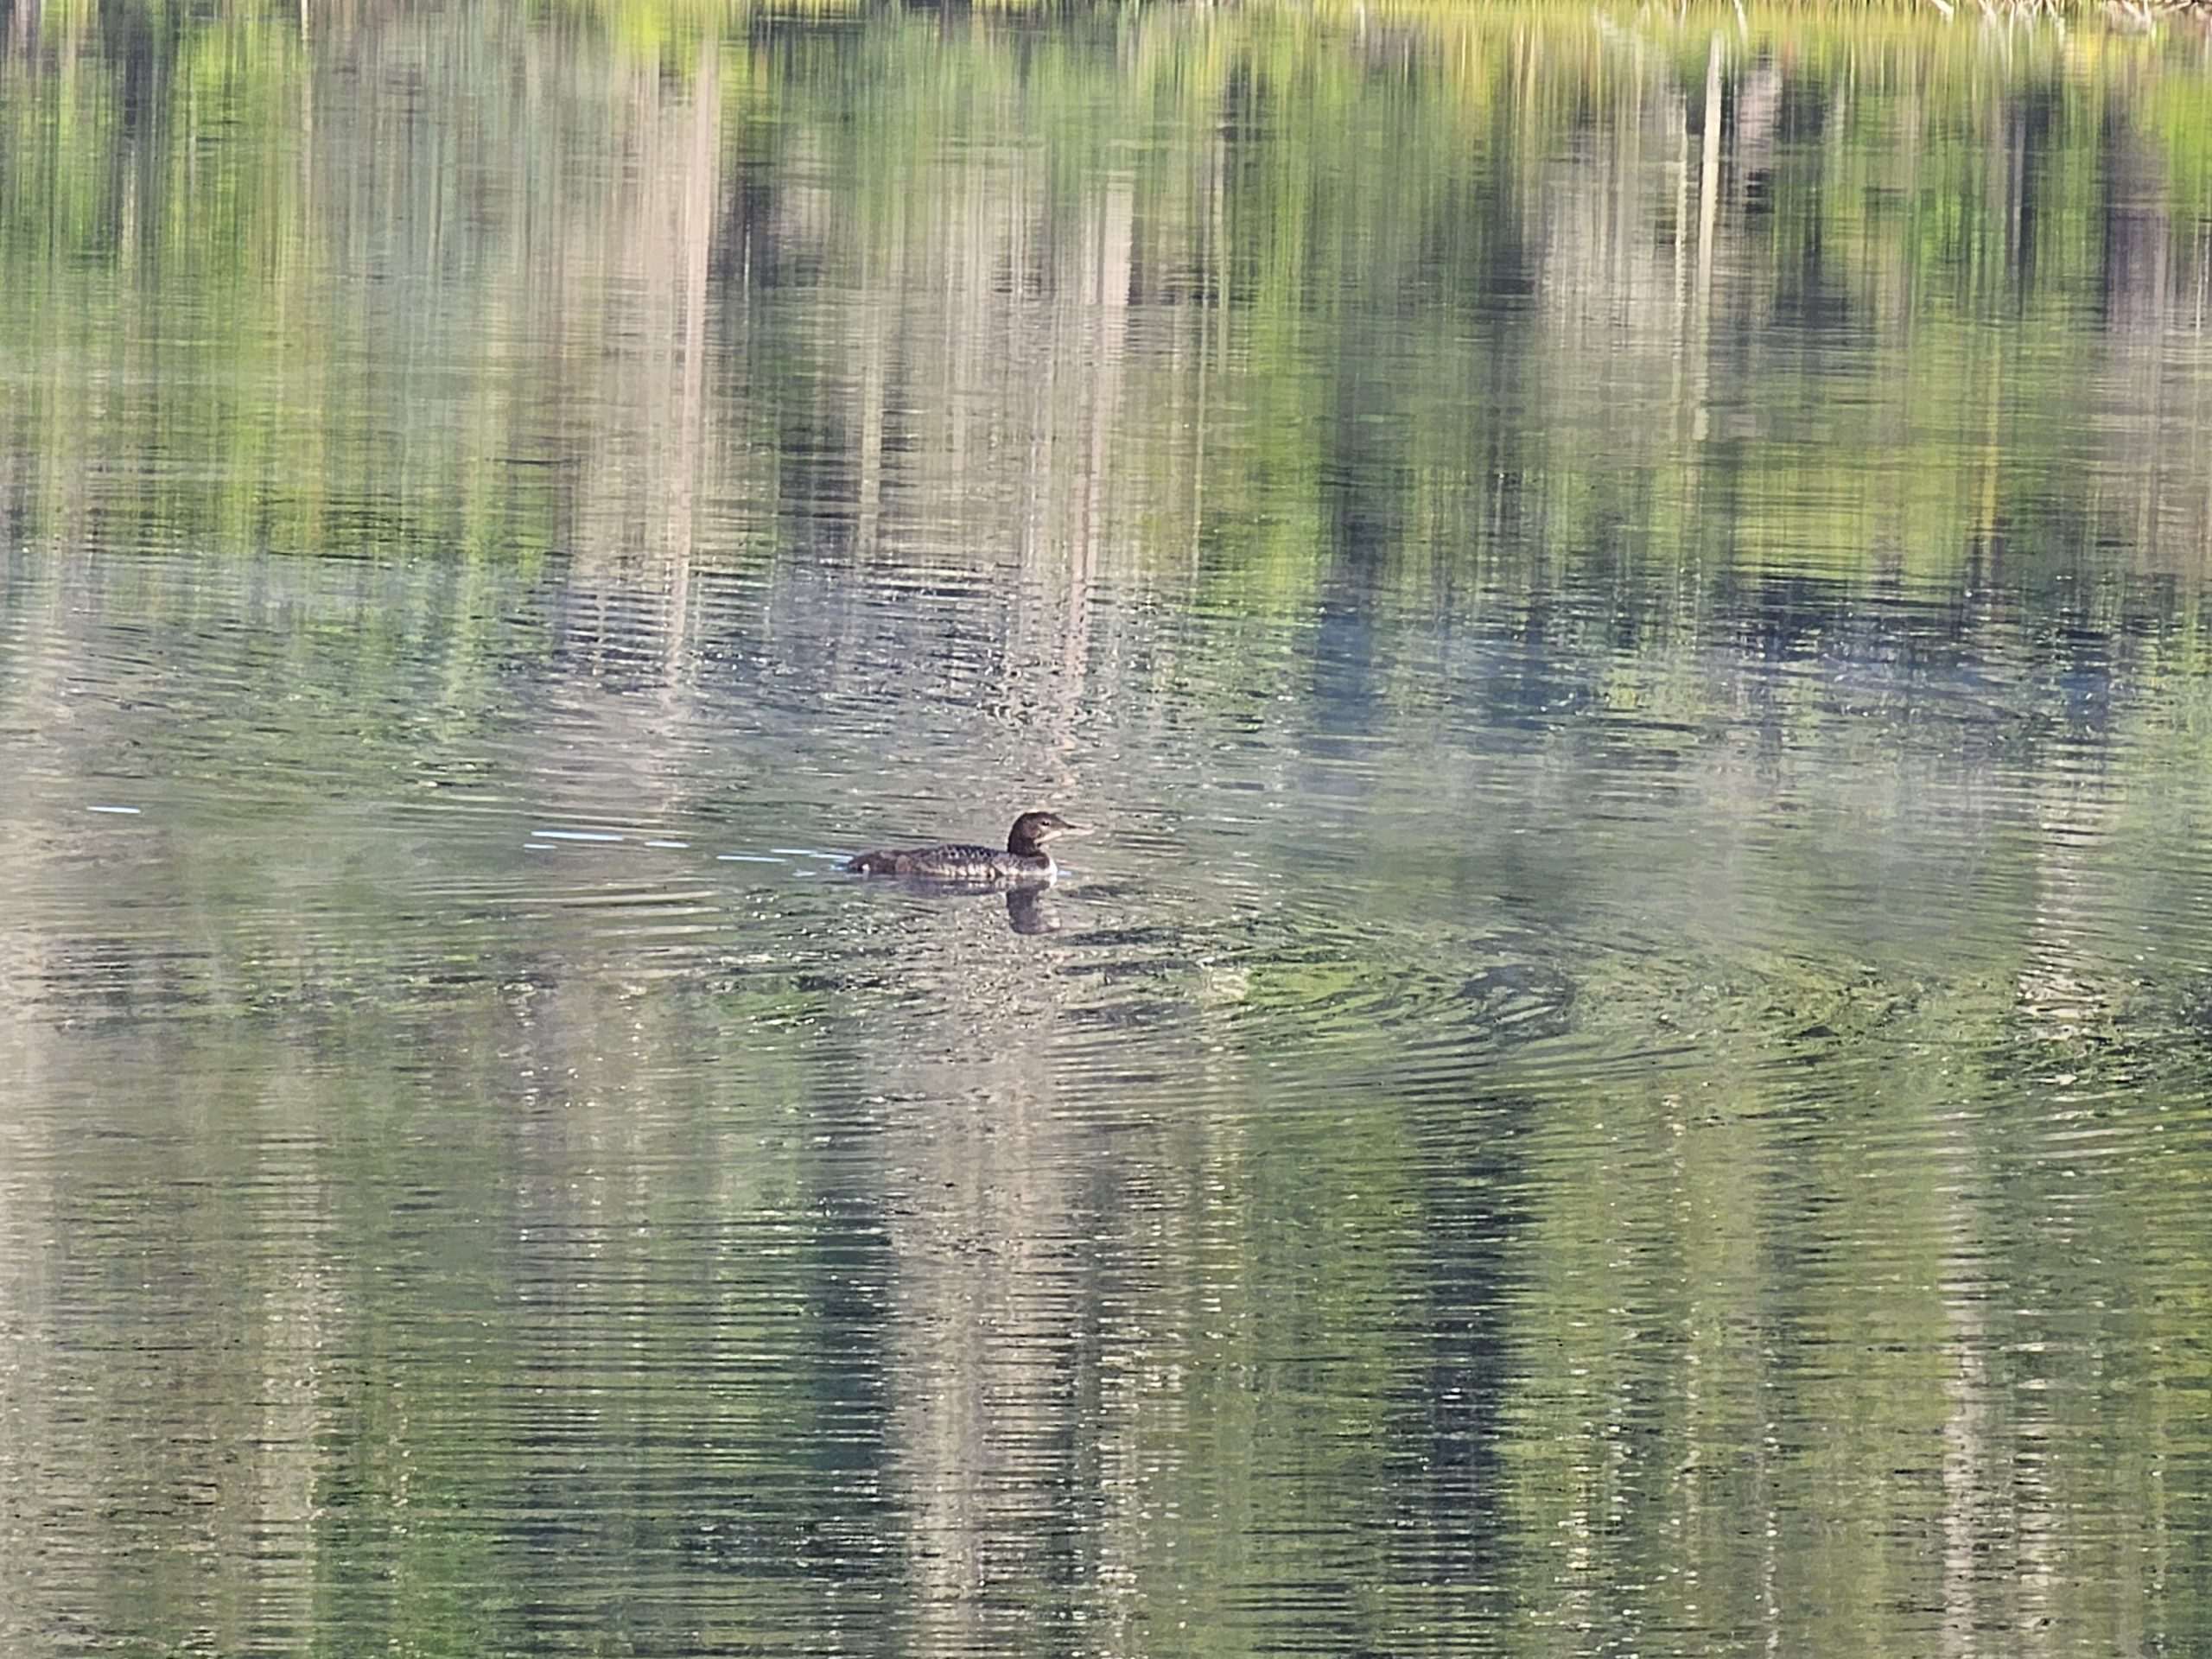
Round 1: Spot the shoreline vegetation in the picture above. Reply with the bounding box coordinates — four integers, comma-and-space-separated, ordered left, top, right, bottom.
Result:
6, 0, 2212, 45
3, 0, 2208, 601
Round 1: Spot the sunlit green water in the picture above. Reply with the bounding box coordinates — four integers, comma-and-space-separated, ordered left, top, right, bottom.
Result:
3, 3, 2211, 1655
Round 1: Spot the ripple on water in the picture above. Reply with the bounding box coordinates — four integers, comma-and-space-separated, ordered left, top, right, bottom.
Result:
3, 13, 2212, 1648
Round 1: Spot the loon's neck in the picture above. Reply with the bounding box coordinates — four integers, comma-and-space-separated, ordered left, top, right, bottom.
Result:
1011, 848, 1058, 880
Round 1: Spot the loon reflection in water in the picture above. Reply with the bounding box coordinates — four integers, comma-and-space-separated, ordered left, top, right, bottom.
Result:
845, 811, 1089, 886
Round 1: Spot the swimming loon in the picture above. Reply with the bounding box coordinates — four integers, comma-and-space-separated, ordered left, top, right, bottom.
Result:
845, 811, 1088, 884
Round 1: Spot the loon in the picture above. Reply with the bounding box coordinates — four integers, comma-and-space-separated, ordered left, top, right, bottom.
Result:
845, 811, 1088, 885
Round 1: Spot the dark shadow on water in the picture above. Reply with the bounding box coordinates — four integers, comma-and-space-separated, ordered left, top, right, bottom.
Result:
1004, 888, 1059, 935
847, 872, 1065, 936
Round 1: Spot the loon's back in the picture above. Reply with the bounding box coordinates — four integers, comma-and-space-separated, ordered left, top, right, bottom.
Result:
845, 810, 1086, 886
845, 842, 1052, 883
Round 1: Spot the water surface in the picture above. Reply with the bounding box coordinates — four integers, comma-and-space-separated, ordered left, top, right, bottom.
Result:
3, 4, 2212, 1655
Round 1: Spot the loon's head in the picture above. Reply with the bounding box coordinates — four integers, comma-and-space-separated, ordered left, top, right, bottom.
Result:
1007, 811, 1087, 857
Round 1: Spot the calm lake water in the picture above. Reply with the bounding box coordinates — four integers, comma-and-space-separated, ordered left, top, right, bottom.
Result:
3, 3, 2212, 1654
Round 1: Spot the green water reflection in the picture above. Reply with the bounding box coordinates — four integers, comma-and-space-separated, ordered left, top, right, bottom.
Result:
3, 4, 2210, 1656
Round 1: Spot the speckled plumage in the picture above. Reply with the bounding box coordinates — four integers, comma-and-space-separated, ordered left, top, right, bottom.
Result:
846, 811, 1086, 885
